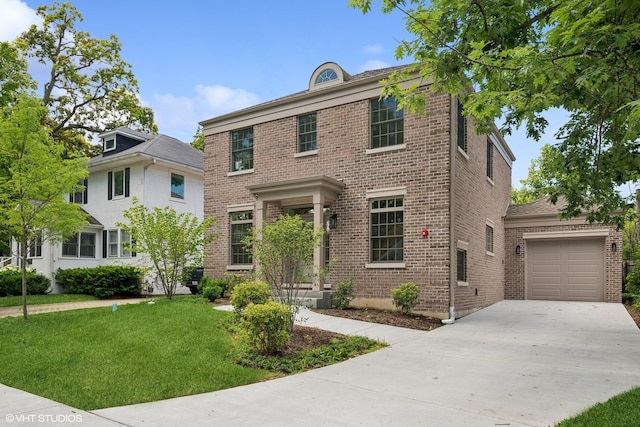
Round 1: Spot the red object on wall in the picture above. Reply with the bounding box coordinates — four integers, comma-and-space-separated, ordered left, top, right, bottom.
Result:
421, 229, 428, 238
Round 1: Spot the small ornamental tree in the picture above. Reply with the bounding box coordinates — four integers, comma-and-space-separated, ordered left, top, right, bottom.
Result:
118, 198, 217, 300
244, 214, 324, 331
0, 95, 88, 319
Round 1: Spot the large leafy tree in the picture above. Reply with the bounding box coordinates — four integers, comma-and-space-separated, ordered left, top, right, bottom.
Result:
350, 0, 640, 227
118, 199, 217, 300
0, 42, 35, 108
15, 2, 156, 153
511, 144, 557, 204
0, 95, 88, 319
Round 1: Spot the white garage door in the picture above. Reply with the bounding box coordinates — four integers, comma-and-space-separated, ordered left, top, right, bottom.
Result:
527, 238, 605, 301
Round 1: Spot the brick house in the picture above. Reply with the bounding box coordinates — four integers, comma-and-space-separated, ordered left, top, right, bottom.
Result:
201, 62, 516, 319
201, 62, 622, 319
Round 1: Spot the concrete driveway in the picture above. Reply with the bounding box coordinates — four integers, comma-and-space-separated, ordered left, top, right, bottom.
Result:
2, 300, 640, 426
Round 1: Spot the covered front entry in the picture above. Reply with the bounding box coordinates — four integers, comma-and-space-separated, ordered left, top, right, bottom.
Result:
526, 237, 605, 302
246, 175, 345, 290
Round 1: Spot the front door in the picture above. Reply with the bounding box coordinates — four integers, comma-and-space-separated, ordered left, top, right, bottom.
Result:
287, 207, 330, 285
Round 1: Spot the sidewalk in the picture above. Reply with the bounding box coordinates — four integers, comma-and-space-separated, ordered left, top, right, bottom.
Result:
0, 298, 148, 319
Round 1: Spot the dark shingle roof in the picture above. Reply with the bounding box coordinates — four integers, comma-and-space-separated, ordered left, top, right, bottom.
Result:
89, 132, 203, 171
506, 196, 567, 218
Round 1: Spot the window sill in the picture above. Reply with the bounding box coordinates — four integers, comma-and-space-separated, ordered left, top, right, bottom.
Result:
457, 146, 469, 160
170, 197, 186, 204
226, 265, 254, 271
227, 168, 254, 177
486, 176, 495, 186
294, 150, 318, 158
457, 281, 469, 287
365, 262, 405, 269
366, 144, 406, 155
486, 251, 495, 257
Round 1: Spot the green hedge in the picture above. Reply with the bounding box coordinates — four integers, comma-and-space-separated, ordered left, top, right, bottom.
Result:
0, 269, 50, 297
55, 266, 143, 299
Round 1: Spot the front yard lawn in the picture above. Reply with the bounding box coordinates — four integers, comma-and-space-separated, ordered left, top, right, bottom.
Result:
556, 387, 640, 427
0, 297, 381, 410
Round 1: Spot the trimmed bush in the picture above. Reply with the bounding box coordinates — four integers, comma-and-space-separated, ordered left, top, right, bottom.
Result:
391, 282, 419, 315
237, 301, 291, 355
55, 266, 143, 299
197, 274, 244, 297
0, 268, 49, 296
333, 279, 354, 309
230, 281, 271, 314
199, 277, 222, 302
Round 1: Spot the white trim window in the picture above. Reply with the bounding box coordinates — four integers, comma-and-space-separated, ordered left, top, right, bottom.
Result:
230, 211, 253, 265
62, 232, 96, 258
171, 173, 185, 199
370, 197, 404, 263
104, 229, 133, 258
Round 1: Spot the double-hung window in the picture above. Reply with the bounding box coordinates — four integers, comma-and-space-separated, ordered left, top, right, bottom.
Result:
457, 249, 467, 282
104, 229, 133, 258
371, 97, 404, 149
171, 173, 185, 199
370, 197, 404, 262
230, 212, 253, 265
486, 139, 494, 180
70, 179, 88, 204
486, 225, 494, 254
457, 99, 467, 152
108, 168, 130, 200
62, 233, 96, 258
298, 113, 317, 152
231, 128, 253, 172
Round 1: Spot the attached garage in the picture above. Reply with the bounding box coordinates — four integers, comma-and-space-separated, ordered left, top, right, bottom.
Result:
526, 236, 605, 301
504, 197, 622, 303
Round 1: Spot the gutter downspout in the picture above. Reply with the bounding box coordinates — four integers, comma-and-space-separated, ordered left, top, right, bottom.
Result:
442, 95, 457, 325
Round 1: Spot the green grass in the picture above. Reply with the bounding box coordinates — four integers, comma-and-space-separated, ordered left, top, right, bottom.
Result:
0, 294, 97, 307
556, 387, 640, 426
0, 297, 273, 409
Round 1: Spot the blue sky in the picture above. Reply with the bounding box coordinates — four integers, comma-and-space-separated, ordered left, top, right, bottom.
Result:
0, 0, 561, 187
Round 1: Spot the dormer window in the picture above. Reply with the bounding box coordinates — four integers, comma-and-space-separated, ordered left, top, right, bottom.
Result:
309, 62, 350, 91
104, 138, 116, 152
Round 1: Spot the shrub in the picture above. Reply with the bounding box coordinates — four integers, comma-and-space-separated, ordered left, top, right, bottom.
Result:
201, 278, 222, 302
333, 279, 354, 309
0, 268, 50, 296
625, 268, 640, 295
623, 293, 639, 305
230, 281, 271, 314
391, 282, 419, 315
55, 266, 143, 299
237, 301, 291, 355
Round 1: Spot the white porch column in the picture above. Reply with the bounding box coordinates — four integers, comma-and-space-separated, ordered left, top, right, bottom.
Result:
312, 193, 325, 291
254, 198, 265, 277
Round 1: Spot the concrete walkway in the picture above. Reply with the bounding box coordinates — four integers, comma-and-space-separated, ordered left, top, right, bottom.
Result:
0, 298, 148, 319
1, 300, 640, 426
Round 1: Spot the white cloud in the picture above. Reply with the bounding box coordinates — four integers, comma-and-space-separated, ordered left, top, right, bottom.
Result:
149, 84, 260, 142
359, 59, 390, 72
363, 44, 384, 54
0, 0, 39, 41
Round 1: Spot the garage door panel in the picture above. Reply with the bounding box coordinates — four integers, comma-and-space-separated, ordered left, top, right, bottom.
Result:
527, 238, 604, 302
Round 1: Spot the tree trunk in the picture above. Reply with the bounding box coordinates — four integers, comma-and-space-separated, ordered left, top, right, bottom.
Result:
20, 240, 28, 320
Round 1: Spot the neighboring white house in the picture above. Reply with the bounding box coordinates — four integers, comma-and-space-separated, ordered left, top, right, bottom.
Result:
10, 127, 204, 293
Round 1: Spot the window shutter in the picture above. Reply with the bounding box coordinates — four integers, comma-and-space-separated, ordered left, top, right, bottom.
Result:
69, 193, 73, 203
83, 179, 88, 204
107, 172, 113, 200
131, 237, 137, 257
124, 168, 130, 197
102, 230, 107, 258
